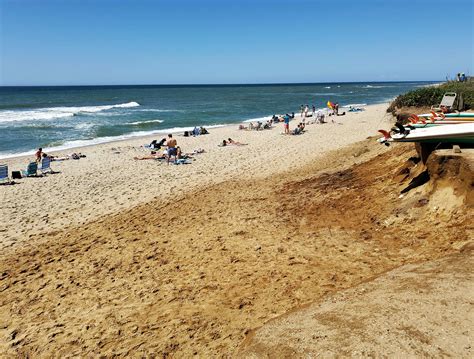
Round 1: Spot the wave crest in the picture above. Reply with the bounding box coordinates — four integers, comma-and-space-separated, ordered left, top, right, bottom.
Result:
0, 101, 140, 123
125, 119, 164, 126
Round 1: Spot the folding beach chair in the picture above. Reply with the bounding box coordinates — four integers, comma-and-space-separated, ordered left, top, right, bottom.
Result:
0, 164, 12, 184
22, 162, 38, 177
40, 157, 54, 174
431, 92, 457, 112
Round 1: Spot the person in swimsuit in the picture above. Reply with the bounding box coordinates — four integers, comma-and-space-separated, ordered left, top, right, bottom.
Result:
227, 138, 247, 146
283, 114, 290, 134
166, 134, 178, 164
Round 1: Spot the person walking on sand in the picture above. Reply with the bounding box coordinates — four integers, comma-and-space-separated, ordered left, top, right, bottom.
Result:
283, 114, 290, 134
166, 133, 177, 164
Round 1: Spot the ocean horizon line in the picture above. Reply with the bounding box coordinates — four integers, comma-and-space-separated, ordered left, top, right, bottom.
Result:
0, 80, 441, 89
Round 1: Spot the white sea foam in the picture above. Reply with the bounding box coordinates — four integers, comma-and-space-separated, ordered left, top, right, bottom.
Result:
74, 123, 96, 130
0, 123, 226, 159
125, 119, 164, 125
324, 86, 331, 89
363, 85, 393, 89
0, 101, 140, 123
137, 109, 185, 113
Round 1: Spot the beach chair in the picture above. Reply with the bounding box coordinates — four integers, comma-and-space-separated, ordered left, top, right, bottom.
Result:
40, 157, 54, 174
431, 92, 456, 112
22, 162, 38, 177
0, 164, 12, 184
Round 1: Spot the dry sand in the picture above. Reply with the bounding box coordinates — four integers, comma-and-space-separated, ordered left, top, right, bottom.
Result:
0, 104, 391, 250
239, 245, 474, 358
1, 104, 472, 357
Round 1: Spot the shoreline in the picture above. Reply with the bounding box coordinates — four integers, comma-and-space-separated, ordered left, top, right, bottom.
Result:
0, 102, 392, 161
0, 103, 392, 250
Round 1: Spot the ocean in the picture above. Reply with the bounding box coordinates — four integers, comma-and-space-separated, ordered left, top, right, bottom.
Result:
0, 82, 434, 158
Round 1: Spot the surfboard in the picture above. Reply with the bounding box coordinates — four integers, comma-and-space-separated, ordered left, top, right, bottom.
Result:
378, 123, 474, 144
418, 112, 474, 120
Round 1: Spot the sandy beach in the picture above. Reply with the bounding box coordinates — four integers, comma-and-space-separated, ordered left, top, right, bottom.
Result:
0, 104, 392, 250
1, 103, 472, 357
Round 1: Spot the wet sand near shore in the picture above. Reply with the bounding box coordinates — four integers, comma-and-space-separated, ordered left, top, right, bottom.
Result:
1, 138, 471, 357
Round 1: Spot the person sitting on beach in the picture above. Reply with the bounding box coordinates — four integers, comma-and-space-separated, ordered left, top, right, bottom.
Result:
176, 146, 194, 160
239, 124, 247, 130
166, 133, 178, 164
35, 148, 44, 163
292, 123, 305, 135
248, 122, 255, 130
192, 127, 200, 136
200, 126, 209, 135
316, 110, 325, 123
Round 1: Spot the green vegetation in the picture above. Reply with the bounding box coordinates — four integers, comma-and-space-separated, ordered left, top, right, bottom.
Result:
387, 81, 474, 113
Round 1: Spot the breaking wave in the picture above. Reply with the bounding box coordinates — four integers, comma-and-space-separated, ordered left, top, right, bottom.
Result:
0, 101, 140, 123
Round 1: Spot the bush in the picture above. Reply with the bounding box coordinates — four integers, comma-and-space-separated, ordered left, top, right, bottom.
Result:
387, 81, 474, 113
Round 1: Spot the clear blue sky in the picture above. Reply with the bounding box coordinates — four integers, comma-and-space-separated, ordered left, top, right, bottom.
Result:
1, 0, 472, 85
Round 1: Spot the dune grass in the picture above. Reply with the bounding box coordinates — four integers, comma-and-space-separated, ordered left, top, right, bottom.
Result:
387, 81, 474, 114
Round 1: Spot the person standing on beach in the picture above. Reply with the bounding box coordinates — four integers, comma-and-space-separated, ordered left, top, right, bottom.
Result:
283, 114, 290, 134
300, 105, 304, 118
166, 134, 177, 164
312, 105, 316, 117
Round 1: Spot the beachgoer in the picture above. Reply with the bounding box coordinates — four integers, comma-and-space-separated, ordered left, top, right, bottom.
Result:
283, 114, 290, 134
150, 138, 166, 149
35, 148, 43, 163
300, 105, 304, 117
312, 105, 316, 116
227, 138, 247, 146
166, 134, 177, 164
200, 126, 209, 135
134, 154, 164, 160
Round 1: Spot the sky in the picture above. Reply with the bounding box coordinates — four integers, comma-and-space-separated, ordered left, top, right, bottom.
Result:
0, 0, 473, 85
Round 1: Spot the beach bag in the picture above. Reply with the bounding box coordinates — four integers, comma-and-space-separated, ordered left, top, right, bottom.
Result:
184, 131, 189, 137
12, 171, 22, 179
